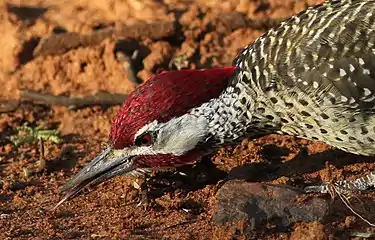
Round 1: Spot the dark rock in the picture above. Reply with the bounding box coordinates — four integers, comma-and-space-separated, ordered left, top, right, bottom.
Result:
9, 181, 29, 191
213, 180, 329, 231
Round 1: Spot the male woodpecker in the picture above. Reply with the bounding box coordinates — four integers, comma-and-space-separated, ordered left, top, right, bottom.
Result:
56, 0, 375, 208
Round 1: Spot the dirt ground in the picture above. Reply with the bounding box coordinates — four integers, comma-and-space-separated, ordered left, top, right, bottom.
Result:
1, 0, 375, 239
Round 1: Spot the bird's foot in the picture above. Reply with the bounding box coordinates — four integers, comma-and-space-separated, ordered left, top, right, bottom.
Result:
305, 171, 375, 227
304, 171, 375, 194
129, 178, 153, 210
304, 184, 330, 193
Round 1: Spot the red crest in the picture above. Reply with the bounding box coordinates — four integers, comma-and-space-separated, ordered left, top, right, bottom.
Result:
109, 67, 236, 149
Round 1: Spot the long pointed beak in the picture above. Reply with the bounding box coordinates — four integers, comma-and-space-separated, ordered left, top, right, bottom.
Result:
53, 147, 136, 210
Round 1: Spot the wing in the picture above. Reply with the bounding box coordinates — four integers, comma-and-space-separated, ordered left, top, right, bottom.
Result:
231, 1, 375, 155
233, 0, 375, 111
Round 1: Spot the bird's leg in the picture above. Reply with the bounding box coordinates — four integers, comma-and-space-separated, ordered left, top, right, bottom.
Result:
139, 178, 151, 210
304, 171, 375, 194
132, 175, 153, 210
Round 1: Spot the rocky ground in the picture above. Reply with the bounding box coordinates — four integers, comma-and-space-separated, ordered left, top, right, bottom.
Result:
1, 0, 375, 239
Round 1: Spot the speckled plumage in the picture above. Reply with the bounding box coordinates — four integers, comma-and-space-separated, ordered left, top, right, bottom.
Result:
205, 0, 375, 156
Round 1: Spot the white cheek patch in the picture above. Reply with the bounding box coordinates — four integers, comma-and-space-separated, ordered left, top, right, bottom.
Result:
155, 114, 208, 155
128, 114, 209, 157
133, 120, 158, 142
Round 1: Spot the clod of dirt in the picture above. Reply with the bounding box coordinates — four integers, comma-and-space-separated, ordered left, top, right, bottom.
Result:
0, 4, 24, 100
142, 41, 173, 73
213, 180, 329, 233
290, 222, 327, 240
179, 5, 201, 27
0, 4, 22, 73
16, 39, 135, 98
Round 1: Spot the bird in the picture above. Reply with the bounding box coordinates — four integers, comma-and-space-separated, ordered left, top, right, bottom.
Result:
55, 0, 375, 208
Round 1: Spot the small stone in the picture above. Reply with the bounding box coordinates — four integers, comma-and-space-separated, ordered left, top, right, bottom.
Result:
65, 231, 83, 239
22, 167, 33, 178
9, 181, 28, 191
91, 233, 107, 238
55, 210, 74, 218
344, 215, 357, 228
213, 180, 329, 232
142, 41, 173, 72
179, 5, 200, 27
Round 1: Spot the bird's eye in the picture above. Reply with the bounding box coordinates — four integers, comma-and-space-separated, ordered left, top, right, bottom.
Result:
134, 132, 153, 146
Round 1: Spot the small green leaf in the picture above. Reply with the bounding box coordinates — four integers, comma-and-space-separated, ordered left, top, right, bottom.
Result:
10, 123, 63, 146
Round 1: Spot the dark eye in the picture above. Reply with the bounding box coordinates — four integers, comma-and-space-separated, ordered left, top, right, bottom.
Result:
134, 132, 153, 146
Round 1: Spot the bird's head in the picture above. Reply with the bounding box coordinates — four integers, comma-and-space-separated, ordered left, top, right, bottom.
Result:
55, 67, 236, 208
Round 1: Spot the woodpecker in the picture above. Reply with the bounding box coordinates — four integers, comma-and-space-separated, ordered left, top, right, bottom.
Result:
56, 0, 375, 207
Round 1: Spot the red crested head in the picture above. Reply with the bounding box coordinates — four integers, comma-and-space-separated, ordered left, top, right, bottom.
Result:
109, 67, 236, 149
57, 67, 236, 208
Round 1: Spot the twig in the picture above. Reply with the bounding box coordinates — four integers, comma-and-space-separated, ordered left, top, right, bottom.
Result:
333, 185, 375, 227
20, 90, 127, 108
213, 12, 285, 33
247, 18, 285, 29
37, 138, 46, 172
324, 162, 336, 201
324, 162, 375, 227
0, 99, 20, 113
33, 20, 175, 57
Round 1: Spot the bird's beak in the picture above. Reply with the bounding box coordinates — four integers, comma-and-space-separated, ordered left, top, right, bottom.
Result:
53, 147, 135, 210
